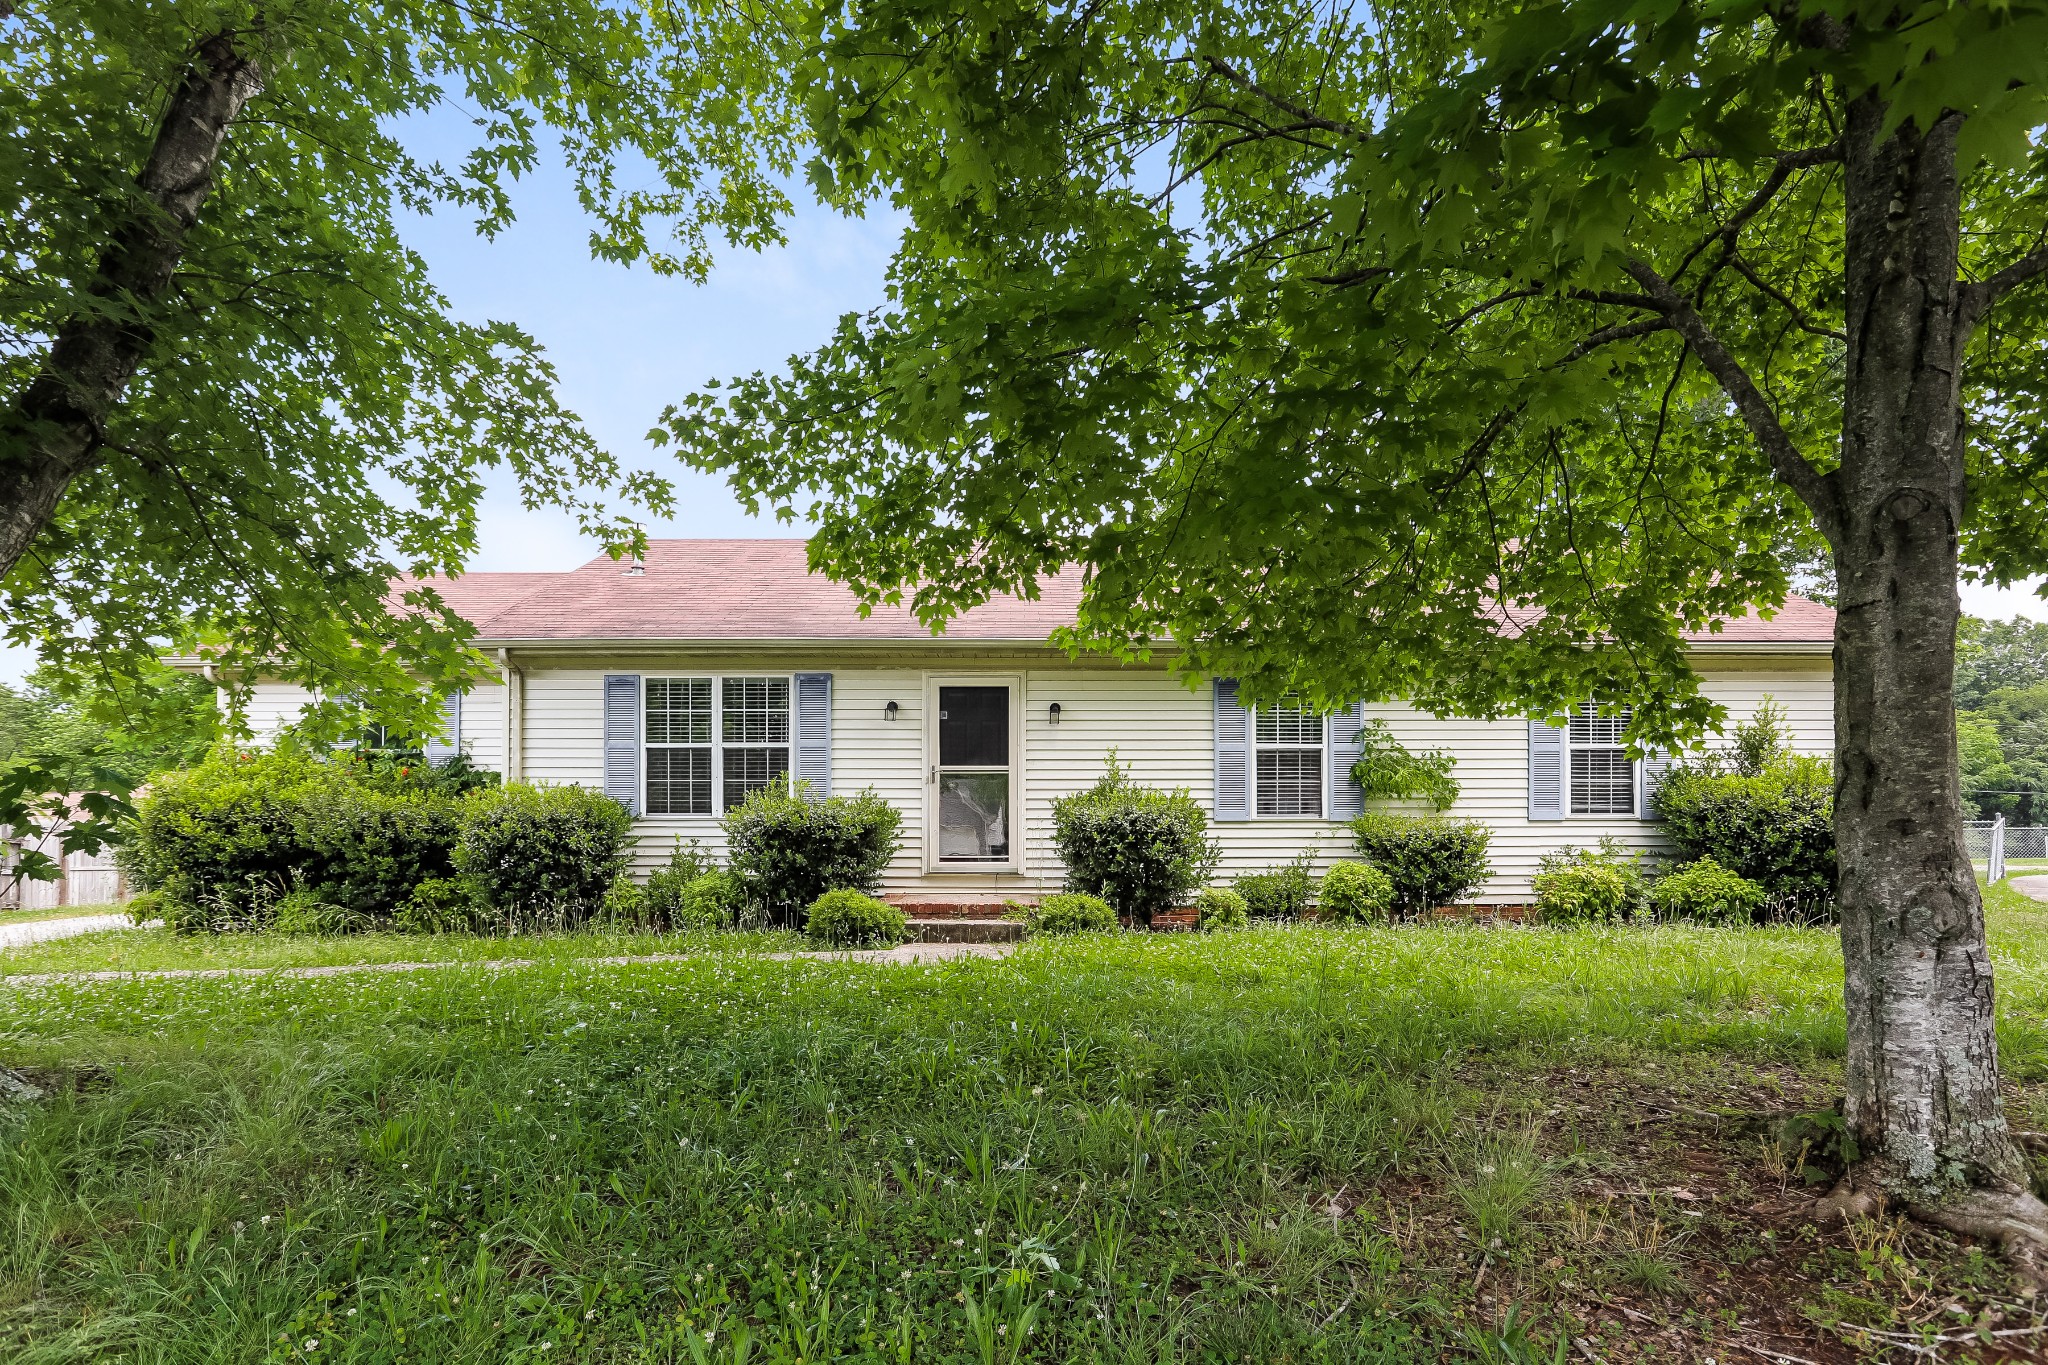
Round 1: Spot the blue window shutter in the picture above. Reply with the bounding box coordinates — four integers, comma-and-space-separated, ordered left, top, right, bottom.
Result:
1639, 751, 1674, 818
1326, 702, 1367, 820
424, 693, 460, 763
603, 674, 641, 815
794, 672, 832, 801
1214, 679, 1250, 822
1528, 716, 1566, 820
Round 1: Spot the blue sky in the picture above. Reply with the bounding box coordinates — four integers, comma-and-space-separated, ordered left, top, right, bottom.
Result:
0, 107, 2041, 685
392, 121, 901, 572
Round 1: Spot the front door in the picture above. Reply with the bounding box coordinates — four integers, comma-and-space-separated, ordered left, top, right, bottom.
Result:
928, 679, 1018, 871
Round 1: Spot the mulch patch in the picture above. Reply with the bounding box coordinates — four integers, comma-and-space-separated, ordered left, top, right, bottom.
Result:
1366, 1058, 2048, 1362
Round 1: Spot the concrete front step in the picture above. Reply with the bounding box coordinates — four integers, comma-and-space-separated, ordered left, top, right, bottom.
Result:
909, 918, 1025, 944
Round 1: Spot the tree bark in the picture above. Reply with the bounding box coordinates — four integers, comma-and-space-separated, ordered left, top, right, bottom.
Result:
1824, 93, 2048, 1256
0, 30, 264, 582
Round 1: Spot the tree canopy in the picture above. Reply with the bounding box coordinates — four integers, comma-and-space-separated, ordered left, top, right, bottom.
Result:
669, 0, 2046, 740
2, 1, 798, 737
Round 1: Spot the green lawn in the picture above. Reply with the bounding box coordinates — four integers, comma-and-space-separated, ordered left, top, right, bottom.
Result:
0, 925, 806, 976
4, 901, 2048, 1362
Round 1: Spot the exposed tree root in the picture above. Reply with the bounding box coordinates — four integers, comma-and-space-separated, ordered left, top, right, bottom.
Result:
1815, 1176, 2048, 1286
1911, 1186, 2048, 1284
1813, 1179, 1884, 1225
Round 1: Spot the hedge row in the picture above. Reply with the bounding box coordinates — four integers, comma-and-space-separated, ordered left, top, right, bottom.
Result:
126, 744, 899, 935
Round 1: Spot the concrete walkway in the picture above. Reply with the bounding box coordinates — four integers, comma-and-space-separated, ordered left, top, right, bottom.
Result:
2009, 876, 2048, 903
0, 912, 135, 951
0, 938, 1012, 986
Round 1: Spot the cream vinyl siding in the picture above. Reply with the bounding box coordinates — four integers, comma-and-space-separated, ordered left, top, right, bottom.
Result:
248, 650, 1832, 903
517, 660, 933, 888
242, 681, 315, 740
1350, 659, 1834, 900
219, 680, 506, 772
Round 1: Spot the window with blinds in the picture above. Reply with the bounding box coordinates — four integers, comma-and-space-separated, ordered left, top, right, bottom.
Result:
646, 678, 712, 814
1255, 699, 1324, 817
644, 676, 790, 814
1568, 704, 1635, 815
720, 676, 790, 810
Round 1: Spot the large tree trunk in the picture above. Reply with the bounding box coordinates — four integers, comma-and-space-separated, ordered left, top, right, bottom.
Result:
1825, 95, 2048, 1256
0, 30, 264, 582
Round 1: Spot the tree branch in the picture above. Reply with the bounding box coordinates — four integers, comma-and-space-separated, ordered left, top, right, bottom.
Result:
1621, 258, 1841, 539
1554, 316, 1674, 366
1673, 143, 1843, 284
1960, 240, 2048, 332
1189, 54, 1372, 145
0, 28, 266, 582
1724, 251, 1846, 341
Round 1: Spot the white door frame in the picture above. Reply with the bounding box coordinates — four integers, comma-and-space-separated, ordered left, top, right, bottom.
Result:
923, 672, 1024, 875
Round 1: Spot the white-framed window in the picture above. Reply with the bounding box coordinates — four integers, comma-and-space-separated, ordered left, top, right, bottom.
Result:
1567, 704, 1635, 815
1254, 698, 1324, 817
644, 675, 790, 814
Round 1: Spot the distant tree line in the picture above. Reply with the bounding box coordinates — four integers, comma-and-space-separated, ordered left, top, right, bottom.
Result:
1956, 617, 2048, 823
0, 664, 216, 795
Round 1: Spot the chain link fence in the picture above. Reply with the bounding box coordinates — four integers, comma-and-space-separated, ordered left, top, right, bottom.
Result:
1965, 818, 2048, 881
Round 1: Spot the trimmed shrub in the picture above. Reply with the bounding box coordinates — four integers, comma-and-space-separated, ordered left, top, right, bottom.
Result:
1349, 812, 1492, 917
1051, 758, 1218, 928
806, 889, 908, 947
1533, 843, 1647, 925
292, 785, 462, 917
1194, 886, 1249, 931
1233, 854, 1316, 920
1652, 755, 1834, 894
1030, 891, 1119, 934
454, 783, 634, 928
677, 872, 747, 931
1318, 861, 1395, 925
123, 741, 474, 932
122, 743, 330, 932
393, 877, 481, 934
1649, 857, 1767, 925
724, 789, 901, 928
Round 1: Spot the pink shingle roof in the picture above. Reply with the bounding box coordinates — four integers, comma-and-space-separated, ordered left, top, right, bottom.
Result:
401, 539, 1834, 646
1680, 593, 1836, 643
390, 572, 563, 625
465, 540, 1082, 642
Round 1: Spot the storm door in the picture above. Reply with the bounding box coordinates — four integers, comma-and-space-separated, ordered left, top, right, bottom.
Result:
929, 681, 1016, 869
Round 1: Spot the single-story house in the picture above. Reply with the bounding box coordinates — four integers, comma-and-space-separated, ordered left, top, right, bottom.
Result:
207, 539, 1836, 905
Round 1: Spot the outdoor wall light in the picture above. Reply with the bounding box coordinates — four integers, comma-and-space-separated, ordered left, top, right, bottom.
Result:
884, 700, 900, 721
1049, 702, 1063, 725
